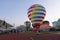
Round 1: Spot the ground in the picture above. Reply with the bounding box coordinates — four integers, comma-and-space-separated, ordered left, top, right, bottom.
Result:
0, 32, 60, 40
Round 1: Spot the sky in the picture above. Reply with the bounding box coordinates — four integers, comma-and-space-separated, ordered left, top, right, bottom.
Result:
0, 0, 60, 26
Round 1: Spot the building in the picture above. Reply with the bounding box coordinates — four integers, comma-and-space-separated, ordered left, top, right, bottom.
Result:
0, 19, 13, 28
57, 19, 60, 27
52, 21, 57, 28
52, 18, 60, 29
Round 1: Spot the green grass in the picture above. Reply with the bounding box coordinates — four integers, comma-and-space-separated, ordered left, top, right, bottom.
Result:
25, 30, 60, 34
32, 37, 46, 40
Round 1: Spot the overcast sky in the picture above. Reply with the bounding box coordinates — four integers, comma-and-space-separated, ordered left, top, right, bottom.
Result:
0, 0, 60, 26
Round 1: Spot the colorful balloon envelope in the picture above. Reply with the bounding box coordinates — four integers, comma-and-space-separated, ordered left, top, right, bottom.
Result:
27, 4, 46, 30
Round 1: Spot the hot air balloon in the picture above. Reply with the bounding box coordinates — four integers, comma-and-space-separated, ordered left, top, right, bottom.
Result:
27, 4, 46, 31
24, 21, 31, 31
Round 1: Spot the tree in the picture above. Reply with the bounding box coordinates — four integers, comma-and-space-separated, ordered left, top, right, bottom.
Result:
17, 25, 26, 32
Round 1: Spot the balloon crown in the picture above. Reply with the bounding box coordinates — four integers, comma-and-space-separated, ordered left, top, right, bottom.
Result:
28, 4, 45, 10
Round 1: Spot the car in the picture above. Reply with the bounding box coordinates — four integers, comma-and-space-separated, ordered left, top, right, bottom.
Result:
0, 28, 7, 34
